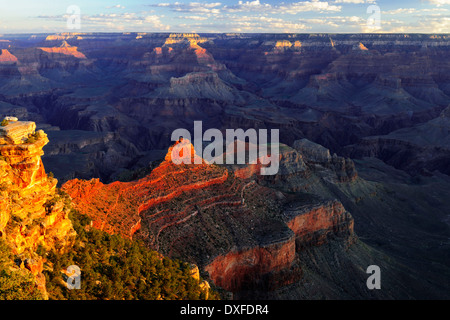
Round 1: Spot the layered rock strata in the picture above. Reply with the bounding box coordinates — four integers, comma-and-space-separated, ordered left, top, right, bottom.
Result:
0, 119, 76, 298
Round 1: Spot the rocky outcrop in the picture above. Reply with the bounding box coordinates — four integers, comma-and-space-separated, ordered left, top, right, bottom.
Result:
62, 139, 228, 238
205, 199, 354, 293
39, 41, 87, 59
0, 49, 18, 64
63, 139, 355, 296
293, 139, 357, 182
205, 235, 299, 292
0, 119, 76, 298
283, 200, 354, 249
232, 140, 356, 185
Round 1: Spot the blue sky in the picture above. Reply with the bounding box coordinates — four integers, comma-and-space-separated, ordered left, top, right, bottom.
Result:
0, 0, 448, 33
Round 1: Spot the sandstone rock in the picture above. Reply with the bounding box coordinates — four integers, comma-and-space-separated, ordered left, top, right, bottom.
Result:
0, 120, 36, 145
0, 49, 18, 64
0, 120, 76, 298
64, 139, 355, 296
39, 41, 87, 59
62, 139, 228, 238
283, 200, 354, 249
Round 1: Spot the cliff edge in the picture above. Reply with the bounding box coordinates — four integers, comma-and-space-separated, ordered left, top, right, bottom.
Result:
0, 118, 76, 298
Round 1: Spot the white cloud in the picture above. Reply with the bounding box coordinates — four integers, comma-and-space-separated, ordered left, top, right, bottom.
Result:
224, 1, 341, 14
334, 0, 375, 3
427, 0, 450, 6
177, 15, 209, 20
152, 2, 222, 14
276, 1, 342, 14
106, 4, 125, 9
384, 7, 448, 15
37, 11, 170, 31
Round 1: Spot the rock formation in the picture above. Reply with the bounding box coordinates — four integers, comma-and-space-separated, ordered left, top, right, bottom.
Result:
293, 139, 358, 183
0, 118, 76, 298
0, 49, 18, 64
63, 139, 355, 296
39, 41, 87, 59
0, 32, 449, 299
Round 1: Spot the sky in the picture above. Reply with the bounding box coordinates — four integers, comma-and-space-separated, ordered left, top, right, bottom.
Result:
0, 0, 448, 34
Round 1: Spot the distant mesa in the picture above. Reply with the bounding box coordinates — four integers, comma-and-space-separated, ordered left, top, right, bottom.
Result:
0, 49, 18, 64
275, 40, 293, 48
265, 40, 302, 55
163, 33, 208, 47
45, 32, 84, 41
355, 42, 369, 51
39, 41, 87, 59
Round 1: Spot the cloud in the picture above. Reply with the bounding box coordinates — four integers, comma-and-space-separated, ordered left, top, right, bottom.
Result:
151, 2, 222, 14
177, 15, 209, 20
383, 7, 448, 15
106, 4, 125, 9
427, 0, 450, 6
153, 1, 342, 15
223, 0, 271, 12
275, 1, 342, 14
36, 11, 169, 31
223, 0, 342, 14
334, 0, 374, 3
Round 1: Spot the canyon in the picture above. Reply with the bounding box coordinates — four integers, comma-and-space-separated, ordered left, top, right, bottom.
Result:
62, 138, 357, 297
0, 32, 449, 299
0, 33, 448, 183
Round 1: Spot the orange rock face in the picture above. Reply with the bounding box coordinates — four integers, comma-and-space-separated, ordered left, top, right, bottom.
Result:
205, 200, 354, 292
0, 120, 76, 299
39, 41, 86, 59
0, 121, 76, 254
63, 139, 355, 295
62, 139, 228, 238
0, 49, 18, 63
284, 200, 354, 249
205, 237, 298, 292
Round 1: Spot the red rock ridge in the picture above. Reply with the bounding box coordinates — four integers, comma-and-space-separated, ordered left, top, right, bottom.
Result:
284, 200, 355, 249
62, 139, 228, 238
39, 41, 86, 59
205, 236, 300, 292
63, 139, 355, 295
0, 49, 18, 63
205, 199, 354, 293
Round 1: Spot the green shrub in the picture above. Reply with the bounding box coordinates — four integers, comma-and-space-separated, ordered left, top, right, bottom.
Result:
0, 119, 9, 127
26, 132, 42, 144
42, 211, 219, 300
0, 239, 44, 300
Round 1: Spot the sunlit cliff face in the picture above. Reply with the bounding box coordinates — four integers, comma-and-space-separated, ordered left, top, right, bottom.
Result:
0, 119, 75, 256
62, 139, 228, 239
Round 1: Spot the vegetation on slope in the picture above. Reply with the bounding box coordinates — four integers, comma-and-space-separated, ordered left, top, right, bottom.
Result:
41, 208, 218, 300
0, 189, 218, 300
0, 239, 44, 300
